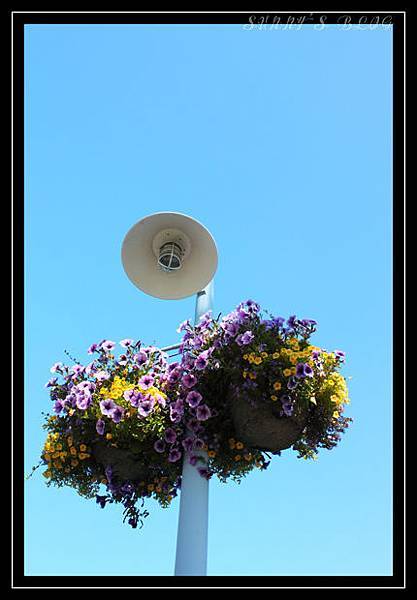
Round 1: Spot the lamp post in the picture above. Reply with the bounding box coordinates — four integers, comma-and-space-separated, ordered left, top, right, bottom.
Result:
121, 212, 218, 576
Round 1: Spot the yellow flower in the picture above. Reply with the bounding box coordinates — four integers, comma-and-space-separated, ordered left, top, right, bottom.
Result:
249, 372, 256, 380
71, 459, 79, 467
56, 443, 62, 451
67, 437, 73, 447
272, 352, 280, 359
53, 460, 63, 469
291, 367, 297, 375
273, 381, 282, 391
242, 370, 248, 378
244, 453, 252, 461
70, 446, 77, 456
261, 352, 268, 358
283, 368, 292, 377
288, 338, 299, 350
208, 450, 216, 458
78, 453, 90, 460
234, 455, 242, 461
43, 470, 52, 478
59, 452, 67, 459
289, 355, 298, 365
52, 452, 60, 459
106, 433, 112, 440
79, 444, 87, 452
270, 395, 278, 402
254, 357, 262, 365
235, 442, 244, 450
243, 354, 248, 360
333, 411, 340, 418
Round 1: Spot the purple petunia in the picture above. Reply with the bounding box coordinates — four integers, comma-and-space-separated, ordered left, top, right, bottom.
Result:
154, 439, 166, 453
169, 408, 182, 423
182, 437, 195, 453
197, 467, 212, 480
100, 340, 116, 353
70, 364, 84, 378
224, 321, 239, 337
181, 375, 196, 390
154, 392, 167, 408
295, 362, 314, 378
88, 343, 98, 354
295, 363, 306, 379
304, 364, 314, 377
186, 390, 203, 408
78, 381, 96, 393
137, 396, 155, 418
282, 403, 294, 417
45, 377, 58, 388
111, 405, 125, 423
236, 330, 254, 346
96, 419, 105, 435
195, 351, 210, 370
176, 319, 191, 333
119, 338, 134, 348
100, 398, 116, 416
335, 350, 346, 362
287, 376, 298, 390
196, 404, 211, 421
168, 448, 182, 463
65, 393, 77, 407
139, 374, 154, 389
168, 368, 182, 384
133, 351, 148, 366
123, 388, 143, 407
53, 399, 65, 414
95, 370, 110, 382
193, 437, 205, 450
164, 428, 177, 444
76, 393, 92, 411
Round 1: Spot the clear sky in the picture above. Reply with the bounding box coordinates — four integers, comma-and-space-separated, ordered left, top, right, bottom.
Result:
24, 23, 393, 577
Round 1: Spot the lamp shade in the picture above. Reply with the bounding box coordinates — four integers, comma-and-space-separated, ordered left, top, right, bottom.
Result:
121, 212, 218, 300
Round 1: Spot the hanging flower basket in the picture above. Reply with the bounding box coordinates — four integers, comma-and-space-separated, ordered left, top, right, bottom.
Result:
32, 302, 352, 529
91, 440, 148, 482
230, 392, 308, 453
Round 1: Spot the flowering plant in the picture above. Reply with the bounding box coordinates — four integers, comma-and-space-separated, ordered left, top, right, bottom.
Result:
35, 301, 351, 529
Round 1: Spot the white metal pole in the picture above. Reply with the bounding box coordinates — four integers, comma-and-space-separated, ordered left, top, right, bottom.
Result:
174, 280, 213, 576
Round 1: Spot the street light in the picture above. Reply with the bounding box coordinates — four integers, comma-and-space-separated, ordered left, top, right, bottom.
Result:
121, 211, 218, 576
122, 211, 217, 300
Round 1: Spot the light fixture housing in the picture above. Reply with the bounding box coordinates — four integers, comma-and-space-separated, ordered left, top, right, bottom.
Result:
121, 212, 218, 300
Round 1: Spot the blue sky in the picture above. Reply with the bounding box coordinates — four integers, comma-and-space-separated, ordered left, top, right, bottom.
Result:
24, 23, 393, 576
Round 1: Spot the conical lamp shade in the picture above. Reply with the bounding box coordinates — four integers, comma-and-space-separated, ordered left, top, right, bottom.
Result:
121, 212, 218, 300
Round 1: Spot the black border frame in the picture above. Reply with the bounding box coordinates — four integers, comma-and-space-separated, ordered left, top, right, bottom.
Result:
12, 9, 406, 590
